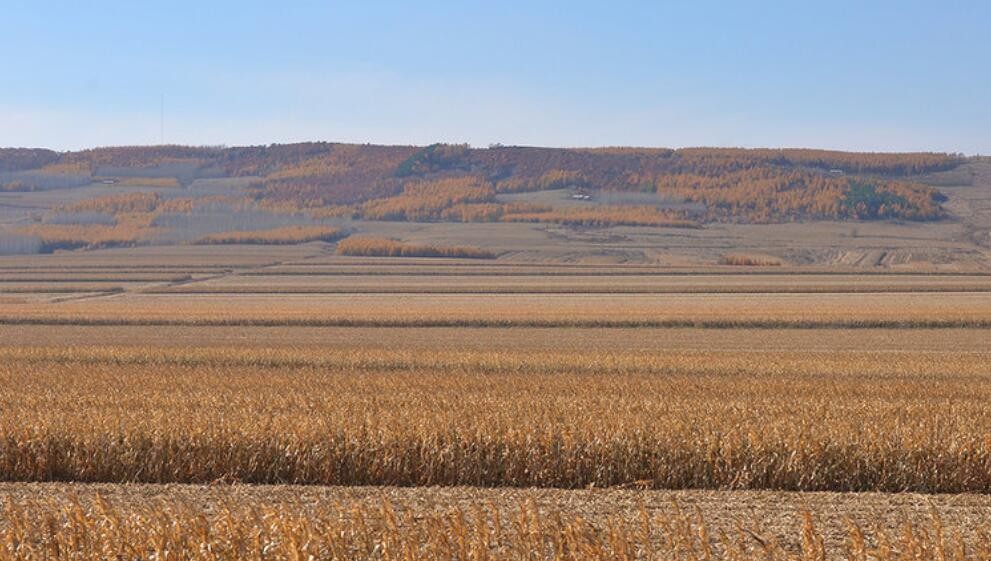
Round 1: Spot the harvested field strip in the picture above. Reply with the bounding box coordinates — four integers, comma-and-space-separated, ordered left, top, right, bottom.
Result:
280, 268, 691, 275
153, 273, 991, 294
1, 325, 988, 352
3, 348, 991, 492
0, 285, 127, 294
1, 315, 990, 328
0, 274, 194, 282
268, 257, 988, 271
3, 346, 988, 377
243, 268, 991, 276
0, 266, 233, 273
253, 260, 991, 273
4, 291, 990, 326
144, 286, 991, 294
2, 483, 990, 561
46, 291, 129, 303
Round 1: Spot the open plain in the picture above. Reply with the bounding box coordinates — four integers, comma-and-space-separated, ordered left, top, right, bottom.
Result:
1, 248, 990, 560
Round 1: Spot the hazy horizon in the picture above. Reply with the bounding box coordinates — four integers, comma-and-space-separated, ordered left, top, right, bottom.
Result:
0, 140, 981, 157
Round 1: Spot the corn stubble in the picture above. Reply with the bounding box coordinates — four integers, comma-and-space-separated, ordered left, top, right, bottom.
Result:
2, 492, 988, 561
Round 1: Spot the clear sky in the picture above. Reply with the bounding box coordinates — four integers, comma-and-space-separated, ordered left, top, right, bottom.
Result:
1, 1, 987, 153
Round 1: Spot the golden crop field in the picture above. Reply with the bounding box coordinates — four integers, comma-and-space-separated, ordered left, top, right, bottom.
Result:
2, 250, 991, 559
3, 344, 991, 558
3, 346, 991, 491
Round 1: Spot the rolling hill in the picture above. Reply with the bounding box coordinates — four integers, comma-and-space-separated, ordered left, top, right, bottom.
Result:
1, 143, 986, 268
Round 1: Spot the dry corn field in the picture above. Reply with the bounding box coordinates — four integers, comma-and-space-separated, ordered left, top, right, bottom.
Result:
3, 346, 991, 491
2, 249, 991, 559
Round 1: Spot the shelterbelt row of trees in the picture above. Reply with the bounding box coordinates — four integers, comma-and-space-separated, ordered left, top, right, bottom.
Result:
13, 193, 229, 251
0, 143, 964, 224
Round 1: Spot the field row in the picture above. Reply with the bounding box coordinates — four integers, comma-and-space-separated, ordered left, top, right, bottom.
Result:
2, 292, 991, 328
4, 247, 991, 276
145, 272, 991, 294
1, 325, 987, 352
2, 346, 991, 492
0, 273, 194, 282
2, 483, 990, 561
234, 268, 991, 278
9, 272, 991, 294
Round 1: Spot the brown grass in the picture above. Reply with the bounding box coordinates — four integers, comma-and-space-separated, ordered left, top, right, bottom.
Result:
502, 205, 700, 228
14, 223, 163, 252
193, 225, 345, 245
103, 176, 182, 188
720, 254, 784, 266
337, 237, 496, 259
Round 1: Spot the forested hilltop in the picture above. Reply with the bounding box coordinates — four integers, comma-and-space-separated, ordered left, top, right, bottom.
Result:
0, 143, 965, 252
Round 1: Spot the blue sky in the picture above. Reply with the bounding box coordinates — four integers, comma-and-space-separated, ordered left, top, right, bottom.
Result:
0, 1, 987, 153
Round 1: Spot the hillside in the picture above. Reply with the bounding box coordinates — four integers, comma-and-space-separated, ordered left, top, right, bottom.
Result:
0, 143, 978, 263
1, 143, 959, 220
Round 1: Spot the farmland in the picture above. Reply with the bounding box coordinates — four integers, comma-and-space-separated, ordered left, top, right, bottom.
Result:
1, 247, 990, 559
2, 290, 990, 328
3, 0, 989, 555
4, 346, 991, 491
